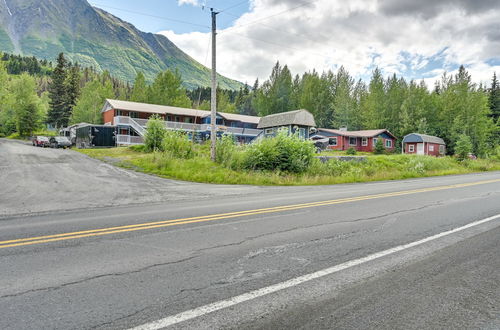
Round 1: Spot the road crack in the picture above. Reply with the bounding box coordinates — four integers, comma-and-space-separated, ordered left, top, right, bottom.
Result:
0, 255, 198, 300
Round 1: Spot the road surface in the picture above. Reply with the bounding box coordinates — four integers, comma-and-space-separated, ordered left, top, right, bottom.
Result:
0, 139, 499, 329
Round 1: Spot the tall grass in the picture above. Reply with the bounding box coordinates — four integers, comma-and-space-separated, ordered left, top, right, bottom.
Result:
77, 146, 500, 186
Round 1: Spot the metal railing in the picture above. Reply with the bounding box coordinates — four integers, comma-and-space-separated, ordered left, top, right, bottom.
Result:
114, 116, 262, 138
115, 116, 146, 136
116, 134, 144, 145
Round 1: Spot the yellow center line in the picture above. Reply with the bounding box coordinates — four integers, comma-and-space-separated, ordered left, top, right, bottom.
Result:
0, 178, 499, 249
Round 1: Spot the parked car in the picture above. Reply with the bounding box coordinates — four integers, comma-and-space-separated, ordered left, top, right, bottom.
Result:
32, 136, 50, 147
49, 136, 72, 149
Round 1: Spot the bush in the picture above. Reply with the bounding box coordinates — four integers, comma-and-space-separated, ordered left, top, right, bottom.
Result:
243, 128, 315, 173
346, 147, 357, 155
374, 138, 385, 154
144, 115, 166, 152
216, 134, 237, 166
455, 134, 473, 160
163, 130, 194, 159
491, 145, 500, 161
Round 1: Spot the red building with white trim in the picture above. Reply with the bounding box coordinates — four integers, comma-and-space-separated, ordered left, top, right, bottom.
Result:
312, 128, 397, 152
402, 133, 446, 156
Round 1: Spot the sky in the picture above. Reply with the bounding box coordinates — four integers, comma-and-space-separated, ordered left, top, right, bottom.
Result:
91, 0, 500, 87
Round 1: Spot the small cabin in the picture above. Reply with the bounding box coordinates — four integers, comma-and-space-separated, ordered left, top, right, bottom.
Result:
257, 109, 316, 139
402, 133, 446, 156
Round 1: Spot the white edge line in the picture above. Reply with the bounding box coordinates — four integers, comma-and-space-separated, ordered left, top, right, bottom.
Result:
129, 213, 500, 330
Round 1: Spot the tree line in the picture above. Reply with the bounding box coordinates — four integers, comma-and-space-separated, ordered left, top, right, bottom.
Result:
242, 62, 499, 156
1, 52, 498, 156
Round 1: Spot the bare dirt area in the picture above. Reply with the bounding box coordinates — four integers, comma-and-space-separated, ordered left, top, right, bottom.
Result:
0, 139, 267, 218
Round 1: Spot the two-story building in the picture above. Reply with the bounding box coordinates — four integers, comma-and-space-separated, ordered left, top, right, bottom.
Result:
101, 99, 262, 145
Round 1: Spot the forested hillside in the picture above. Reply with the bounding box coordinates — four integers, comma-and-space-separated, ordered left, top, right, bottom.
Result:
0, 0, 241, 89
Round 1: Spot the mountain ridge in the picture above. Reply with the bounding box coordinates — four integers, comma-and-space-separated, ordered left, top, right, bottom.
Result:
0, 0, 242, 89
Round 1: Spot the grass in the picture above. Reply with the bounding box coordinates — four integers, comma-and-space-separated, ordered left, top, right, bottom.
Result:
76, 146, 500, 186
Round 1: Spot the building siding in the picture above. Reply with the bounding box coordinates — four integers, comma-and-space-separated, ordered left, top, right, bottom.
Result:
103, 109, 115, 125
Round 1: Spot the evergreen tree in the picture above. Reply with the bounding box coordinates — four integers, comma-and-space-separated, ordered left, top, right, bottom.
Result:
489, 72, 500, 121
47, 53, 68, 128
361, 68, 386, 129
331, 66, 355, 129
130, 72, 148, 103
149, 69, 191, 107
254, 62, 294, 116
65, 64, 81, 123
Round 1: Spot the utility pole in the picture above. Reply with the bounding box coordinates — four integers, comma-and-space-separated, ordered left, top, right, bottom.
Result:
210, 8, 219, 162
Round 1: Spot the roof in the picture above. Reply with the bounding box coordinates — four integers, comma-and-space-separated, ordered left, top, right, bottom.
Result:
102, 99, 260, 124
318, 128, 397, 139
217, 112, 260, 124
403, 133, 445, 144
257, 109, 316, 129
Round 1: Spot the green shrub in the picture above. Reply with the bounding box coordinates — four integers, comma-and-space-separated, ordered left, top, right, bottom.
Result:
144, 115, 166, 152
455, 134, 473, 160
163, 130, 194, 159
216, 134, 235, 164
489, 145, 500, 161
346, 147, 357, 155
243, 129, 315, 173
374, 138, 385, 154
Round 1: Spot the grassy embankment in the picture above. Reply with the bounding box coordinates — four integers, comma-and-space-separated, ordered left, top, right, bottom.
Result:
77, 146, 500, 186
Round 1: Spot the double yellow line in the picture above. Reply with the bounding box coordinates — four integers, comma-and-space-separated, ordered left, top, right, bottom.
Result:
1, 179, 499, 249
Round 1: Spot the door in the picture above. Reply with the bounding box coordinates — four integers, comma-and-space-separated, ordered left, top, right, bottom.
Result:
417, 143, 424, 155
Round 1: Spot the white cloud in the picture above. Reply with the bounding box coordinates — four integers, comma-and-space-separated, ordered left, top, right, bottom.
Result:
177, 0, 199, 6
160, 0, 500, 86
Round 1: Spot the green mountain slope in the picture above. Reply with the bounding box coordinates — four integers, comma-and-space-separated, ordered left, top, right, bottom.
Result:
0, 0, 242, 89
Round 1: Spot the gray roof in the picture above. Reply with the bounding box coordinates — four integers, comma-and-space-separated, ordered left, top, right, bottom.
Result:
257, 109, 316, 129
403, 133, 445, 144
102, 99, 261, 124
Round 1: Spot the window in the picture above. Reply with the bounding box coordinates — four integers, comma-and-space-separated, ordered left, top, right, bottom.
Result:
184, 117, 193, 123
265, 128, 274, 135
329, 137, 338, 146
408, 144, 415, 152
429, 145, 434, 152
166, 115, 172, 122
373, 138, 378, 146
361, 137, 368, 146
385, 139, 392, 148
299, 128, 306, 139
130, 112, 139, 118
439, 145, 445, 155
175, 116, 181, 122
349, 137, 357, 146
116, 110, 122, 116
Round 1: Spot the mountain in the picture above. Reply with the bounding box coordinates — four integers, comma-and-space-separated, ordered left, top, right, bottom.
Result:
0, 0, 242, 89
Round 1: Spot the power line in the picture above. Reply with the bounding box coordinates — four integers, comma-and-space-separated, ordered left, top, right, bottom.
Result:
218, 31, 333, 61
89, 2, 210, 29
220, 0, 316, 35
219, 0, 249, 13
219, 10, 320, 46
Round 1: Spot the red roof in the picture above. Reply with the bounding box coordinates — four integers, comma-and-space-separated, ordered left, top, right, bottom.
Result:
319, 128, 396, 139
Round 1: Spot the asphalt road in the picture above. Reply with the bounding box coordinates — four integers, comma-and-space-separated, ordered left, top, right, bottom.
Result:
0, 139, 499, 329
